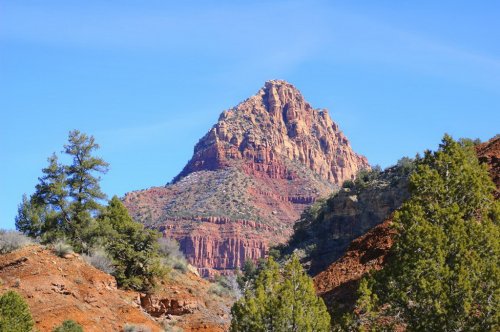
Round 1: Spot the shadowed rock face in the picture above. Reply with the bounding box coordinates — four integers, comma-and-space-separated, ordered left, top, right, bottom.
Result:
311, 135, 500, 317
124, 80, 369, 277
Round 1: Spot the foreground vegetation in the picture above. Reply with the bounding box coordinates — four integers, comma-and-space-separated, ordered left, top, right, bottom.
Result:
14, 130, 184, 291
336, 136, 499, 331
231, 255, 330, 332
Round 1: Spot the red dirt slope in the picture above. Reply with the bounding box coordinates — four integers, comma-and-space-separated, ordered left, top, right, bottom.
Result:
0, 245, 161, 332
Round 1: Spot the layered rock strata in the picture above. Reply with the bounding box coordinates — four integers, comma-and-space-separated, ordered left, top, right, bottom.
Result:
124, 80, 369, 276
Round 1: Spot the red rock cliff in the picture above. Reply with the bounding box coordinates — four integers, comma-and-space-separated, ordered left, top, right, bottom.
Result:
124, 80, 369, 277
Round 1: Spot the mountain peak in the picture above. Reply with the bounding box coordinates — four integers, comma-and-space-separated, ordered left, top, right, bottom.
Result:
175, 81, 368, 184
125, 81, 368, 276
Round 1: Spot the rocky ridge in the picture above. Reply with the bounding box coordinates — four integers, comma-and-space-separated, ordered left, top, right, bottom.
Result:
124, 80, 369, 276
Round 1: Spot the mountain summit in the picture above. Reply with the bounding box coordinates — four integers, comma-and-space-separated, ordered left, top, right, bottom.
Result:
175, 80, 367, 183
124, 80, 369, 276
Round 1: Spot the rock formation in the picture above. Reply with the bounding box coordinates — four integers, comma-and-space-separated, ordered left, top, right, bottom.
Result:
124, 80, 369, 276
0, 245, 231, 331
476, 135, 500, 198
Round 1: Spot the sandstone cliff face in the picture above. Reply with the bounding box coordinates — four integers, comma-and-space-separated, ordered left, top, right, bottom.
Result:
175, 80, 368, 184
124, 80, 369, 276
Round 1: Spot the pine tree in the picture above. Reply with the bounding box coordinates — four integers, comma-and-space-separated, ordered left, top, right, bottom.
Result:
230, 255, 330, 332
16, 130, 108, 251
0, 291, 34, 332
98, 196, 164, 290
357, 135, 500, 331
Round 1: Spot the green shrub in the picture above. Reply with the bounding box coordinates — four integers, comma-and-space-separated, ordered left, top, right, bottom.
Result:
356, 135, 500, 331
209, 275, 240, 298
52, 320, 83, 332
341, 179, 354, 189
231, 255, 330, 331
0, 290, 34, 332
0, 230, 31, 254
98, 196, 165, 291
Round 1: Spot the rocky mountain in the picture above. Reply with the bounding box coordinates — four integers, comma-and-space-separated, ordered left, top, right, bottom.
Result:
0, 245, 232, 331
124, 80, 369, 276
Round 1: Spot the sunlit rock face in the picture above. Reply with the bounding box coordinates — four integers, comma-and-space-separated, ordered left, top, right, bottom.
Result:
124, 80, 369, 277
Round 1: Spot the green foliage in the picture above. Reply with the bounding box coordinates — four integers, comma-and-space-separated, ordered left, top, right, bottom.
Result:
354, 165, 382, 187
16, 131, 168, 292
16, 130, 108, 251
357, 135, 500, 331
98, 196, 165, 291
230, 255, 330, 332
0, 291, 34, 332
236, 260, 259, 291
52, 320, 83, 332
209, 275, 240, 298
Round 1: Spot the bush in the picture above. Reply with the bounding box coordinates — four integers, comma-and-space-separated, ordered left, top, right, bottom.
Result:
123, 324, 151, 332
0, 230, 31, 254
341, 179, 354, 189
52, 320, 83, 332
53, 239, 73, 257
98, 196, 165, 291
0, 290, 34, 332
158, 237, 188, 272
82, 249, 115, 274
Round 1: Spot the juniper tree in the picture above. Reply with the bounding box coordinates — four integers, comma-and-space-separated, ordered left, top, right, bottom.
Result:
97, 196, 165, 291
230, 255, 330, 332
355, 135, 500, 331
0, 291, 34, 332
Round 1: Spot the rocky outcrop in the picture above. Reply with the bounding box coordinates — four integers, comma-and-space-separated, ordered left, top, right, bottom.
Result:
0, 245, 162, 332
283, 164, 411, 274
124, 80, 369, 276
0, 246, 232, 331
476, 135, 500, 198
313, 219, 395, 314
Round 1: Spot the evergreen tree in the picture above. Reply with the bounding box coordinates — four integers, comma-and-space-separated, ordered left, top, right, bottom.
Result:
16, 130, 108, 251
0, 291, 34, 332
230, 255, 330, 332
98, 196, 164, 290
356, 135, 500, 331
52, 320, 83, 332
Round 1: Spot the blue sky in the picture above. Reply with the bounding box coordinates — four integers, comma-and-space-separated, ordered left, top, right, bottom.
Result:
1, 1, 499, 229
